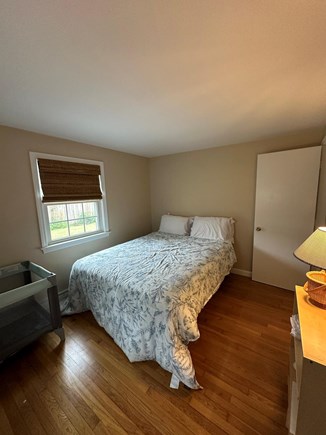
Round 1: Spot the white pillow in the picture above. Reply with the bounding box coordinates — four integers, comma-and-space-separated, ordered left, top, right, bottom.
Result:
159, 214, 190, 235
190, 216, 235, 242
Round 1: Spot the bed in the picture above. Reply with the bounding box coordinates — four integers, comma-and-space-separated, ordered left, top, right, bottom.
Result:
63, 217, 236, 389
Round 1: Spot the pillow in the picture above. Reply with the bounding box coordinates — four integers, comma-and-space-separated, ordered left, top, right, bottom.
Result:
190, 216, 235, 242
159, 214, 190, 235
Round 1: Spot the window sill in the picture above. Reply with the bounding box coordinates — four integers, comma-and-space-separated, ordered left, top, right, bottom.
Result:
41, 231, 110, 253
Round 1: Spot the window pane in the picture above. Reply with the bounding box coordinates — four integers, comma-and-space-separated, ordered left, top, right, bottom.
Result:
46, 201, 101, 244
69, 219, 86, 236
50, 221, 69, 240
85, 217, 98, 232
83, 202, 98, 217
48, 204, 67, 223
67, 203, 83, 220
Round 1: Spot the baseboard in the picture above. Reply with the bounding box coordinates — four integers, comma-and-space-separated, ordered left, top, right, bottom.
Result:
231, 268, 252, 278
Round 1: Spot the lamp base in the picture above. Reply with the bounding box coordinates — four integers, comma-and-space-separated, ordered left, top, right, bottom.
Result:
304, 272, 326, 309
306, 270, 326, 289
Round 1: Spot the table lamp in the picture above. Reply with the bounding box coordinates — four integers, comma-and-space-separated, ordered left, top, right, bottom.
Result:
294, 227, 326, 308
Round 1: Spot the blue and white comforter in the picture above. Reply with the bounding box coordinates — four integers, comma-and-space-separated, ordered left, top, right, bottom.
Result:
63, 232, 236, 389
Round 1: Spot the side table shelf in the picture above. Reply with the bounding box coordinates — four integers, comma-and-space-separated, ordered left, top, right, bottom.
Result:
286, 285, 326, 434
0, 261, 65, 362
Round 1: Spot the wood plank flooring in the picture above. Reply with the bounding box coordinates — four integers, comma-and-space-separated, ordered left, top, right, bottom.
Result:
0, 274, 294, 434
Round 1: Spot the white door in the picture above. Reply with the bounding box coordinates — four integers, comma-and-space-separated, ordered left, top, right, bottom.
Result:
252, 146, 321, 290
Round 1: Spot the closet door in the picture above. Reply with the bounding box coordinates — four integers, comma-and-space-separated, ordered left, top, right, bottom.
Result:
252, 146, 321, 290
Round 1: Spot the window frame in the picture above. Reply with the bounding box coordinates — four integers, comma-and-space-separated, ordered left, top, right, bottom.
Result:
30, 152, 109, 253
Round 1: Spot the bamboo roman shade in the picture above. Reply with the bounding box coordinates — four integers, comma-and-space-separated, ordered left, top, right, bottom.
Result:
37, 158, 102, 203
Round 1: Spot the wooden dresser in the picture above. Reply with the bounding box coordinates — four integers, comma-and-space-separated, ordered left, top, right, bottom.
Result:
287, 285, 326, 434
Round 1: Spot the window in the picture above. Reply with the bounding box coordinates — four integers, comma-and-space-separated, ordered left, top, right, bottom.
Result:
30, 152, 109, 253
47, 202, 100, 241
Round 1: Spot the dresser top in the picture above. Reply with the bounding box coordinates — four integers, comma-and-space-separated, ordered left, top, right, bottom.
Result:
296, 285, 326, 366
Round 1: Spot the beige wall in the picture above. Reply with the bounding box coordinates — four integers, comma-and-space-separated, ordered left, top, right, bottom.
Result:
149, 128, 326, 274
0, 126, 152, 290
1, 125, 324, 288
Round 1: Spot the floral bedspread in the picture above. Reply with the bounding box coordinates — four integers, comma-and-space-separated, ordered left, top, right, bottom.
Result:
63, 232, 236, 389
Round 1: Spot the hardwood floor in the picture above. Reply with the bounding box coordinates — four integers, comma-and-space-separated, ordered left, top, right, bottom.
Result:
0, 274, 294, 434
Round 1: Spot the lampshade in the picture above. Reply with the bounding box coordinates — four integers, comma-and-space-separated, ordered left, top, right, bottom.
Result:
294, 227, 326, 269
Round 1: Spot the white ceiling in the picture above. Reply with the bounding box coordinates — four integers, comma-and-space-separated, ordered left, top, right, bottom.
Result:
1, 1, 326, 157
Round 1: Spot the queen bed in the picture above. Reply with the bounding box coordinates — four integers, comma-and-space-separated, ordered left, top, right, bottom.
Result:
63, 215, 236, 389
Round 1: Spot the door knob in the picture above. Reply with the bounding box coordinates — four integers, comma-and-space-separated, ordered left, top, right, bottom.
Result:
256, 227, 262, 231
